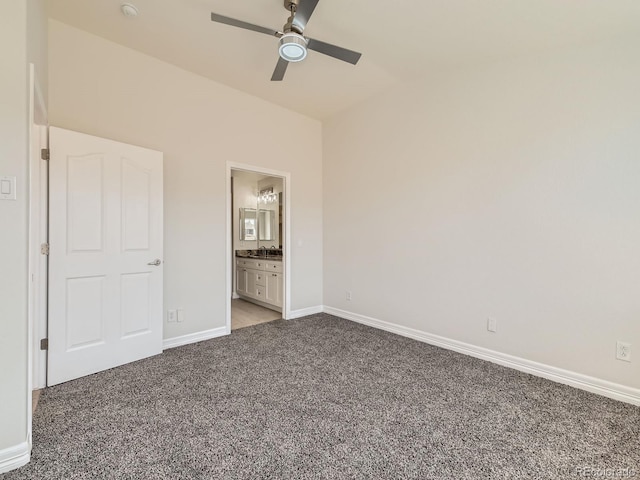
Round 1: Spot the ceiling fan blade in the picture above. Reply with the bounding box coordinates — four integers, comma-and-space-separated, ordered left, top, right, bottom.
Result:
271, 57, 289, 81
307, 38, 362, 65
211, 13, 280, 37
292, 0, 320, 32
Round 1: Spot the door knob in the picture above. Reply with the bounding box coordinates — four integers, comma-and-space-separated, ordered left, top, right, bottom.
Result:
147, 259, 162, 266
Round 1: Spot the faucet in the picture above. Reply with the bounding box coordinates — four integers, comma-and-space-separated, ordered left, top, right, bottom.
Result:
259, 246, 267, 257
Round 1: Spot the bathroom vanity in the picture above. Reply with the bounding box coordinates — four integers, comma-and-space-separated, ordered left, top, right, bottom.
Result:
236, 255, 283, 311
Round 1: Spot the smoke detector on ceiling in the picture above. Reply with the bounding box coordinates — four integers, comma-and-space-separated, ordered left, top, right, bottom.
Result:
120, 3, 139, 18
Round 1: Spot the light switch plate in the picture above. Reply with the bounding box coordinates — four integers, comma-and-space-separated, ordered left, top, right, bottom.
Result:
487, 317, 497, 333
0, 176, 16, 200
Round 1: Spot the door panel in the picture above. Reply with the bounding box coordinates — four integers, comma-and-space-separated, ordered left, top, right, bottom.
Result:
121, 273, 151, 337
48, 127, 163, 386
67, 154, 104, 252
65, 276, 106, 350
122, 158, 151, 250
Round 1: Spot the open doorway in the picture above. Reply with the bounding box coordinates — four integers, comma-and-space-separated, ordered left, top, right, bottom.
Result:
227, 165, 290, 331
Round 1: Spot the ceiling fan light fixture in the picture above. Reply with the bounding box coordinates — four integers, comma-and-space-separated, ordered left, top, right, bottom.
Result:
278, 33, 308, 62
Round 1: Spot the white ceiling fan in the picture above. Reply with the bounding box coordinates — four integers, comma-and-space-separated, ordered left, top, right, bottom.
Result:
210, 0, 362, 81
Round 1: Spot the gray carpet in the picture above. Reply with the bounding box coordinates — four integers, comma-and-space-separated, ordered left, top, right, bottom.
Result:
5, 314, 639, 479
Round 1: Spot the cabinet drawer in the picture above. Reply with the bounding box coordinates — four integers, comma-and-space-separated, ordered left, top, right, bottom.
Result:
255, 287, 265, 300
255, 272, 266, 286
265, 261, 283, 273
236, 258, 255, 268
237, 258, 262, 269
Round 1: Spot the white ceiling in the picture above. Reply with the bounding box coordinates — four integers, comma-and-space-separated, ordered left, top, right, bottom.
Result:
47, 0, 640, 120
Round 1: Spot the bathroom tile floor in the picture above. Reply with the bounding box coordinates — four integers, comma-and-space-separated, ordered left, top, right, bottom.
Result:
231, 298, 281, 330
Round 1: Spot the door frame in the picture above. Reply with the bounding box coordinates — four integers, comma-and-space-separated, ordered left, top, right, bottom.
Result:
28, 63, 48, 448
226, 162, 292, 333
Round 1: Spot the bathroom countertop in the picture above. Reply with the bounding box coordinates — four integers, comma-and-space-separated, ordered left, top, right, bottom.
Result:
236, 254, 283, 261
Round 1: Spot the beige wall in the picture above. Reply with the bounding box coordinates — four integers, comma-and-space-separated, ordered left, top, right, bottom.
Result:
0, 0, 47, 460
323, 37, 640, 389
0, 0, 29, 455
49, 21, 323, 340
27, 0, 48, 107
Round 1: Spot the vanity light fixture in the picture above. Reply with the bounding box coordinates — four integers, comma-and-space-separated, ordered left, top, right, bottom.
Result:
258, 187, 278, 204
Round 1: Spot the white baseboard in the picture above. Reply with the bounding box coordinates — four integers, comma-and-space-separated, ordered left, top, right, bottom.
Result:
323, 306, 640, 406
163, 326, 228, 350
0, 441, 30, 474
232, 292, 240, 300
288, 305, 324, 319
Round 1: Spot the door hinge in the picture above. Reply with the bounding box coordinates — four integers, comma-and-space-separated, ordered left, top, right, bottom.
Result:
41, 148, 50, 161
40, 338, 48, 351
40, 243, 49, 255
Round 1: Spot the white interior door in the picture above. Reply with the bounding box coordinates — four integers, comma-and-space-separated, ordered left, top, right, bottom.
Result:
48, 127, 163, 386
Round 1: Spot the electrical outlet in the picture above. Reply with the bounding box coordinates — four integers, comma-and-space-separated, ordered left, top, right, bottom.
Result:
177, 309, 185, 323
167, 310, 177, 323
487, 317, 497, 333
616, 341, 631, 362
346, 291, 352, 301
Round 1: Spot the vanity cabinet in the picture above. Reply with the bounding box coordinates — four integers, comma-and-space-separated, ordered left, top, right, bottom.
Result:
236, 258, 283, 311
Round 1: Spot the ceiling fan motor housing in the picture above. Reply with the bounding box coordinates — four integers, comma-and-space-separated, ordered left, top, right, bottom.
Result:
279, 33, 308, 62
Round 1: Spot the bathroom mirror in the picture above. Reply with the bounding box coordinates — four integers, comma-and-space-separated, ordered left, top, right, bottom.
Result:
258, 210, 276, 241
239, 208, 257, 241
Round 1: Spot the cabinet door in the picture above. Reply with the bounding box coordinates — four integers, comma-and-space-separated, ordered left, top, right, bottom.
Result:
236, 267, 248, 295
266, 272, 283, 307
246, 269, 258, 298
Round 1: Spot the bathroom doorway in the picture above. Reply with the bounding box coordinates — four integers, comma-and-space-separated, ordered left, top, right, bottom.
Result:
227, 164, 290, 332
